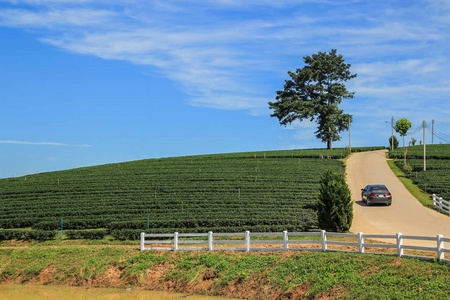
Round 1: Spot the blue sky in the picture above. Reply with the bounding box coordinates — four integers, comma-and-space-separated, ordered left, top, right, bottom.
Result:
1, 0, 450, 178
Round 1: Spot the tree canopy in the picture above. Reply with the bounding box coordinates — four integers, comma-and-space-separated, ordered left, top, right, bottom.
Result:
394, 118, 412, 166
269, 49, 357, 149
394, 118, 412, 138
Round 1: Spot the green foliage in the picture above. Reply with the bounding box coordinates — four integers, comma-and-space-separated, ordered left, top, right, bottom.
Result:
402, 164, 413, 174
394, 118, 412, 165
269, 49, 357, 149
389, 144, 450, 159
317, 170, 353, 232
389, 135, 399, 149
394, 118, 412, 137
0, 229, 55, 241
110, 229, 142, 241
65, 230, 108, 240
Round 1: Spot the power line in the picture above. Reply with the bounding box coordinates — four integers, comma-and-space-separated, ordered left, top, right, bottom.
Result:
434, 120, 450, 126
433, 129, 450, 143
408, 124, 423, 135
395, 120, 450, 144
433, 128, 450, 139
424, 125, 450, 143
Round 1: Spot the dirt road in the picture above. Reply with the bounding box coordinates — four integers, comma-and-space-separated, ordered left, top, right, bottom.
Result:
346, 150, 450, 246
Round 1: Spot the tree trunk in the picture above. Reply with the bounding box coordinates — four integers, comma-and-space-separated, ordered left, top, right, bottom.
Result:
327, 127, 332, 150
403, 135, 406, 166
404, 148, 408, 166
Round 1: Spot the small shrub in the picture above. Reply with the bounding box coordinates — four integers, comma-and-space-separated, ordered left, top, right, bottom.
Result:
0, 229, 55, 241
317, 170, 353, 232
25, 230, 55, 241
110, 229, 142, 241
65, 230, 108, 240
402, 165, 413, 174
32, 220, 60, 230
0, 229, 23, 240
389, 136, 399, 150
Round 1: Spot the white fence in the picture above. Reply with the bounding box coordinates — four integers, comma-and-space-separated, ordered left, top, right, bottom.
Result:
433, 194, 450, 215
140, 230, 449, 263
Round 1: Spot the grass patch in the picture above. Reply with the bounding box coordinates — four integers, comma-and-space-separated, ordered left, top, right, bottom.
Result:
0, 246, 449, 299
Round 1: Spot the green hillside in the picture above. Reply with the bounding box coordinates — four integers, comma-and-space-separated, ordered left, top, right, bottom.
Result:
0, 148, 381, 240
389, 144, 450, 199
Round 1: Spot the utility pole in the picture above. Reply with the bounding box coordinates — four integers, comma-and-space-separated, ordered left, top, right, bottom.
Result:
432, 119, 434, 145
349, 116, 351, 153
391, 116, 394, 151
423, 120, 426, 171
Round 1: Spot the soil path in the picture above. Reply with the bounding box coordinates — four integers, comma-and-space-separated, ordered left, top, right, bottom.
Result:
346, 149, 450, 246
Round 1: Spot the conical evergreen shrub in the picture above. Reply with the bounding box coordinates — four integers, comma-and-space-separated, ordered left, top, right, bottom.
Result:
317, 170, 353, 232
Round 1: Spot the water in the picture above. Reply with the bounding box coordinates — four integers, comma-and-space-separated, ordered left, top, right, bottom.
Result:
0, 284, 235, 300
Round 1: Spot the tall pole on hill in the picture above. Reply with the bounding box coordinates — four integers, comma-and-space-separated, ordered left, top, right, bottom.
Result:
391, 116, 394, 151
349, 116, 351, 153
423, 120, 426, 171
432, 119, 434, 145
386, 117, 394, 151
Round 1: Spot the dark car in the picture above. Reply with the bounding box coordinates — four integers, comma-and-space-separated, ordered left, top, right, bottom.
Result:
361, 184, 392, 206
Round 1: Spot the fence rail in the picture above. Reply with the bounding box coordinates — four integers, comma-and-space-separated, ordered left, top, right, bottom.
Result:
433, 194, 450, 215
140, 230, 448, 263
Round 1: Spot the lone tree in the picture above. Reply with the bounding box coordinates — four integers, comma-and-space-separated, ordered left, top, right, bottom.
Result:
317, 170, 353, 232
389, 135, 399, 150
394, 118, 412, 166
269, 49, 357, 150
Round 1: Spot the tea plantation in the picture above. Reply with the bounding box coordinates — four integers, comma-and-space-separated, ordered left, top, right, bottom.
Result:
0, 147, 381, 240
390, 144, 450, 199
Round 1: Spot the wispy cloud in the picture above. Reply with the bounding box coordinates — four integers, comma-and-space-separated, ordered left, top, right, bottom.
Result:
0, 140, 93, 147
0, 8, 115, 27
0, 0, 449, 115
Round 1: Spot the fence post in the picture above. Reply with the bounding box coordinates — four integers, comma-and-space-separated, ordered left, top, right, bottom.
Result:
283, 230, 288, 250
208, 231, 214, 251
245, 231, 250, 252
140, 232, 145, 251
174, 232, 179, 251
358, 232, 364, 254
321, 230, 327, 252
396, 232, 403, 257
437, 234, 444, 261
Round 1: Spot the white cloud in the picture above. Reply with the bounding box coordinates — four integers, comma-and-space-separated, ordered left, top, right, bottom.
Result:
354, 59, 445, 79
0, 140, 93, 147
0, 8, 115, 27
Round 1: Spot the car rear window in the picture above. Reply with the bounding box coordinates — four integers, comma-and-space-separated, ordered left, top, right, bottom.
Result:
371, 186, 388, 192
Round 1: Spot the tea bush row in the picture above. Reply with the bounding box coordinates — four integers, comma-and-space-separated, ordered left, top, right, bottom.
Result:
390, 144, 450, 199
